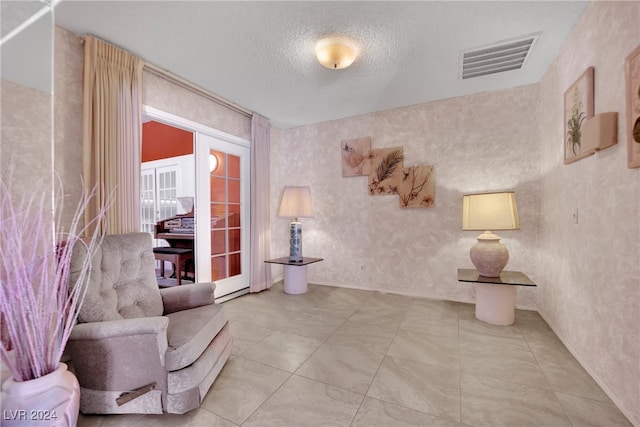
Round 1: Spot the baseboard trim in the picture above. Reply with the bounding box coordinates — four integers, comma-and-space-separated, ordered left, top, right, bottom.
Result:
215, 287, 249, 303
302, 279, 537, 311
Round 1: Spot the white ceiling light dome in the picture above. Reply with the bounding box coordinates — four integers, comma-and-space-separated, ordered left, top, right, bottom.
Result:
315, 36, 359, 70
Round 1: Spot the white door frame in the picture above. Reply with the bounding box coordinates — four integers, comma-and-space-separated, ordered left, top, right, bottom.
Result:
142, 106, 251, 301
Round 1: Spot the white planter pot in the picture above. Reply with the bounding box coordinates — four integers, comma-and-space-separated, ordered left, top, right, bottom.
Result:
1, 363, 80, 427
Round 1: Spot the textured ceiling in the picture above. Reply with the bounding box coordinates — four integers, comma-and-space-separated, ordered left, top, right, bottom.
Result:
53, 1, 589, 129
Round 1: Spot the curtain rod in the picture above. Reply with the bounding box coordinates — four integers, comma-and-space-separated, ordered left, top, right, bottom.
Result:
144, 62, 253, 118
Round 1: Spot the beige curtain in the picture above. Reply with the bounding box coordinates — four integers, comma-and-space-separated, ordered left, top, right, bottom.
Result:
82, 36, 144, 234
249, 114, 273, 292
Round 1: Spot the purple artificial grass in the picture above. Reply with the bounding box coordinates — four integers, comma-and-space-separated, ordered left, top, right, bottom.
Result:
0, 179, 107, 381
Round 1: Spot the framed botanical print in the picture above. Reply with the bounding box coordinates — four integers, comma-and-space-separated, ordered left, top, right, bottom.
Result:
564, 67, 595, 164
625, 45, 640, 168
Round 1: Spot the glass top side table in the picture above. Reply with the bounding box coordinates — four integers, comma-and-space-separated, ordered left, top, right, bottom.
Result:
265, 257, 324, 294
457, 268, 536, 325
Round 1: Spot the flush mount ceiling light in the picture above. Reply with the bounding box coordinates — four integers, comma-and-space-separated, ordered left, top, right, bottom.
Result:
315, 37, 358, 70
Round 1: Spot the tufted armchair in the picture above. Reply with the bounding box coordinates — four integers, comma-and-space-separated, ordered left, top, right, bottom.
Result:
66, 233, 232, 414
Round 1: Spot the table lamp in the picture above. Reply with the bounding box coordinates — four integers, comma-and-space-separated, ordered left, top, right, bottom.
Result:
462, 191, 520, 277
278, 186, 314, 262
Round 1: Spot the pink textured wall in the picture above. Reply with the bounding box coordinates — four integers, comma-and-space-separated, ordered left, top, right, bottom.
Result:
271, 84, 541, 309
142, 70, 251, 141
54, 26, 84, 228
0, 80, 52, 199
537, 1, 640, 424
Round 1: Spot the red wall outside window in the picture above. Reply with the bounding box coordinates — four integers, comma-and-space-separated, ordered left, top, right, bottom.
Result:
142, 121, 193, 162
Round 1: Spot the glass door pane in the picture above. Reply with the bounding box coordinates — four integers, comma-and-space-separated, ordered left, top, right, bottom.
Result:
141, 165, 180, 247
157, 169, 177, 221
140, 170, 156, 235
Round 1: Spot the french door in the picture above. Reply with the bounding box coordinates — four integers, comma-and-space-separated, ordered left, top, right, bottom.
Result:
141, 154, 195, 244
140, 164, 179, 246
195, 133, 250, 300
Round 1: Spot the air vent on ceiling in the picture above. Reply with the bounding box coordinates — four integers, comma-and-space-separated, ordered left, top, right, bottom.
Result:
460, 34, 539, 80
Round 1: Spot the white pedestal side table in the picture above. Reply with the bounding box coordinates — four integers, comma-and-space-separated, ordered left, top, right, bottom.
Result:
457, 268, 536, 325
265, 257, 324, 294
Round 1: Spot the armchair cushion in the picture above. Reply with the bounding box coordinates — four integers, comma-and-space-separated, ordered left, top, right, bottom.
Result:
165, 303, 228, 372
71, 233, 163, 322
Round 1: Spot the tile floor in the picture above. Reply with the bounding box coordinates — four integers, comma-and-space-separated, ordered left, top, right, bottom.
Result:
78, 282, 632, 427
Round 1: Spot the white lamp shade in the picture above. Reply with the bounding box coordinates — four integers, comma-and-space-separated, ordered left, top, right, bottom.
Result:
177, 196, 194, 213
462, 192, 520, 231
278, 186, 314, 218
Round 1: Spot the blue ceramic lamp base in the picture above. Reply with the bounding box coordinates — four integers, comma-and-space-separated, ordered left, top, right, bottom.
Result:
288, 221, 303, 262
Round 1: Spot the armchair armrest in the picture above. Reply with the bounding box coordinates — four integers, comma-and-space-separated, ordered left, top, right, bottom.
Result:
160, 282, 216, 314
